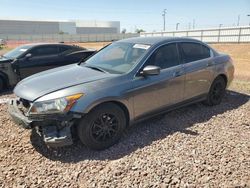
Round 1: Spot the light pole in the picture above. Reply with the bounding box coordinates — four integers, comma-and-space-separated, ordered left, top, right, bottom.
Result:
237, 15, 240, 26
176, 23, 180, 30
218, 24, 223, 43
162, 9, 167, 31
192, 19, 195, 29
248, 15, 250, 25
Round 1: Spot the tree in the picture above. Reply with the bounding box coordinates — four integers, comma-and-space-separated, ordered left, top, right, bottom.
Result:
121, 28, 127, 34
135, 29, 145, 33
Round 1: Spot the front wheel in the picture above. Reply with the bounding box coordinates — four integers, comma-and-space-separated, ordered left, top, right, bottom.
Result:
77, 103, 126, 150
0, 77, 5, 92
204, 76, 226, 106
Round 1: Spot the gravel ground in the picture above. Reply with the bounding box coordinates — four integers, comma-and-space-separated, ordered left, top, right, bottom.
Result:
0, 85, 249, 188
1, 44, 250, 188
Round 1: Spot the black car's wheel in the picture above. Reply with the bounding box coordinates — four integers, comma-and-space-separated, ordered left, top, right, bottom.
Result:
77, 103, 126, 150
0, 77, 5, 92
205, 76, 226, 106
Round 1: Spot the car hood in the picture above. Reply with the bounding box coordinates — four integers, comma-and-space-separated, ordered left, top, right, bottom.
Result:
0, 56, 13, 63
14, 64, 112, 101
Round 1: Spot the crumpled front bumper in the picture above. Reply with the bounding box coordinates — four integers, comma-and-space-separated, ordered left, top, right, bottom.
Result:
8, 99, 80, 147
8, 99, 32, 129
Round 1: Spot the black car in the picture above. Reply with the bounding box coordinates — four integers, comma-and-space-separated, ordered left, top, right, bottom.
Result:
0, 43, 96, 91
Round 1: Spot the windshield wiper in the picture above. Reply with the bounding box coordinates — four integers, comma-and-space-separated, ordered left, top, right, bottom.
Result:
85, 65, 107, 73
78, 58, 86, 65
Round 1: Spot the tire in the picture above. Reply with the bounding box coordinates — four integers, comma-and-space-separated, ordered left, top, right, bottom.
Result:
204, 76, 226, 106
77, 103, 126, 150
0, 77, 5, 92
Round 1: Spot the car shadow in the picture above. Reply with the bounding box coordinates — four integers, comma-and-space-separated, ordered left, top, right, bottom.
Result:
30, 90, 250, 162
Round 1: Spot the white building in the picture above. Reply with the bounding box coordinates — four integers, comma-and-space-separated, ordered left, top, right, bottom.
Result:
0, 19, 120, 35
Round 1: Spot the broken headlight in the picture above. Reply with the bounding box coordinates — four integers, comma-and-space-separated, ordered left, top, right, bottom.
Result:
30, 93, 83, 114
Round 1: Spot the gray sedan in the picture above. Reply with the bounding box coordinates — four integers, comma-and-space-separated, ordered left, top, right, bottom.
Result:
8, 37, 234, 150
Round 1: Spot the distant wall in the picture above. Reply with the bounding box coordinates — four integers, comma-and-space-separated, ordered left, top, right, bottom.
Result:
59, 22, 76, 34
141, 26, 250, 43
0, 33, 139, 44
76, 27, 118, 34
0, 19, 120, 35
0, 20, 59, 35
74, 20, 120, 33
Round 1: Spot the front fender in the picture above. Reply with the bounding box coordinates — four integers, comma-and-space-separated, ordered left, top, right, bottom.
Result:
0, 62, 19, 87
71, 95, 133, 121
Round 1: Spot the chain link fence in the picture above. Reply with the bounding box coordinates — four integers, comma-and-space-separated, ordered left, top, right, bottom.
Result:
0, 33, 139, 47
141, 26, 250, 43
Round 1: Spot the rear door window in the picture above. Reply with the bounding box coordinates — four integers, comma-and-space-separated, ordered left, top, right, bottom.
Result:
31, 46, 59, 56
146, 43, 180, 69
201, 45, 211, 58
59, 46, 71, 53
180, 43, 211, 63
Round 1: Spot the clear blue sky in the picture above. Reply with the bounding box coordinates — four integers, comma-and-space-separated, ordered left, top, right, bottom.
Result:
0, 0, 250, 32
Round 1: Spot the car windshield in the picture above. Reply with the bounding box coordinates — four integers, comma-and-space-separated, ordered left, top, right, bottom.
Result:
82, 42, 150, 74
3, 45, 33, 59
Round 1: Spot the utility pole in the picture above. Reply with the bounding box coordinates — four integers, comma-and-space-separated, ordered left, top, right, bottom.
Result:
176, 23, 180, 30
237, 15, 240, 26
192, 19, 195, 29
162, 9, 167, 31
248, 15, 250, 25
218, 24, 223, 43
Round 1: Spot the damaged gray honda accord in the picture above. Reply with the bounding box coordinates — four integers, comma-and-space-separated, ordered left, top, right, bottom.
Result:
8, 37, 234, 150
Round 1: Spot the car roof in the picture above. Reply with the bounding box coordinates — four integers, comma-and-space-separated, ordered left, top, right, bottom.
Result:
118, 36, 203, 46
19, 43, 84, 49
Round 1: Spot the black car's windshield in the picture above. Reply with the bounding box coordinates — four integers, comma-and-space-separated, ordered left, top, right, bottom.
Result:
82, 42, 150, 74
3, 45, 33, 59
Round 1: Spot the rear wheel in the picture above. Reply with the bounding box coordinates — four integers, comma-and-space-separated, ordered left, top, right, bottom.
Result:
204, 76, 226, 106
77, 103, 126, 150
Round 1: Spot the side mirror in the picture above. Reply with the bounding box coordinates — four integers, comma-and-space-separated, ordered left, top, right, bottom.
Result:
140, 65, 160, 76
25, 53, 32, 59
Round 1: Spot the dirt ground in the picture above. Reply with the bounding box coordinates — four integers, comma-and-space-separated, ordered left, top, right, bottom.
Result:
0, 42, 249, 187
211, 43, 250, 82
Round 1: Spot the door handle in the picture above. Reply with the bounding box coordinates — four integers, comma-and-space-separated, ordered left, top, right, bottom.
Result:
173, 70, 183, 77
207, 61, 214, 67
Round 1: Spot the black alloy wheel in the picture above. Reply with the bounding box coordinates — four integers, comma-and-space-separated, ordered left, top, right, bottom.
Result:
77, 103, 126, 150
205, 76, 226, 106
91, 113, 119, 142
0, 77, 5, 92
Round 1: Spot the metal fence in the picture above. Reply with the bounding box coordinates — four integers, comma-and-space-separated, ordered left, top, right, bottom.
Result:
140, 26, 250, 43
0, 33, 139, 45
1, 26, 250, 45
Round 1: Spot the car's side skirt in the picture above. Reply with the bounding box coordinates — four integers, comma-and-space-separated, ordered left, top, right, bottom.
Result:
130, 94, 207, 125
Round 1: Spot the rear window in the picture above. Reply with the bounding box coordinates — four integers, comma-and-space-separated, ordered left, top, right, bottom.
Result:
180, 43, 211, 63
